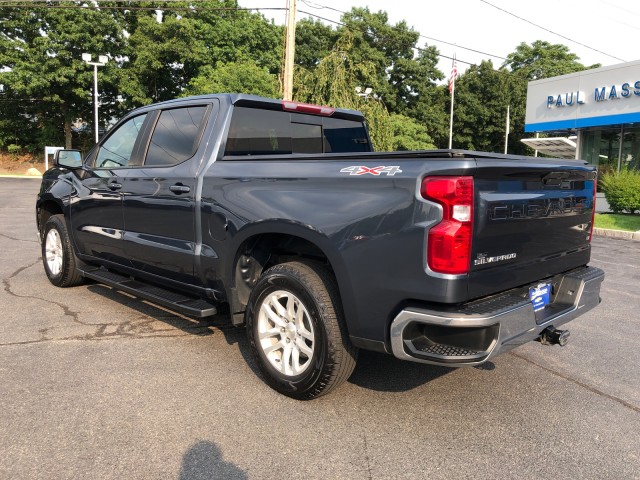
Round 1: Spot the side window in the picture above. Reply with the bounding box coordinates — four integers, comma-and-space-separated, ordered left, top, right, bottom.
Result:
95, 114, 147, 168
145, 106, 208, 166
291, 122, 322, 154
225, 108, 292, 155
322, 117, 371, 153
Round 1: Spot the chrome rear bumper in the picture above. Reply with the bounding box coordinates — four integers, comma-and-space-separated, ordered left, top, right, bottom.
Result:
389, 266, 604, 366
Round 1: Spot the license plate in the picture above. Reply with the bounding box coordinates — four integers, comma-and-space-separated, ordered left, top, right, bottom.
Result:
529, 283, 551, 312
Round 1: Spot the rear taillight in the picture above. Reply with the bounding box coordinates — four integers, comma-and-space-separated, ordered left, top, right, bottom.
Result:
589, 178, 596, 242
421, 176, 474, 275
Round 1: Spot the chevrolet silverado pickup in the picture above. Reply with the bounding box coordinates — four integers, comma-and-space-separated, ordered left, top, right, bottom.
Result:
36, 94, 604, 399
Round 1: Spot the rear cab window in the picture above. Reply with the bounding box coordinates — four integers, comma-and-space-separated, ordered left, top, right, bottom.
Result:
224, 106, 371, 156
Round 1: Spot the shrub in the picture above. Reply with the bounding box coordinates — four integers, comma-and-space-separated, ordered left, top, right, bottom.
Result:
7, 144, 21, 155
600, 168, 640, 214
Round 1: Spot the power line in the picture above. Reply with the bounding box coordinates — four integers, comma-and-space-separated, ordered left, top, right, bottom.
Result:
300, 7, 530, 82
298, 9, 475, 66
1, 0, 503, 65
479, 0, 626, 63
0, 0, 261, 2
299, 0, 506, 61
597, 0, 640, 17
0, 1, 287, 12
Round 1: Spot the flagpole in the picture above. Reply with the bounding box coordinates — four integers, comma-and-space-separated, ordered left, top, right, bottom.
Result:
448, 54, 456, 149
504, 104, 510, 154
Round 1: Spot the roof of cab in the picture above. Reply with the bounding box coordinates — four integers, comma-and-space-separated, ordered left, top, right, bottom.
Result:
127, 93, 365, 122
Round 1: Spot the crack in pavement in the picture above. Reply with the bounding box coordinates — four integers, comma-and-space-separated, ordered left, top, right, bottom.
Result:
2, 258, 228, 346
3, 259, 219, 345
0, 329, 210, 347
510, 351, 640, 414
0, 232, 38, 243
362, 433, 373, 480
3, 257, 85, 327
0, 310, 217, 347
601, 286, 640, 299
591, 257, 640, 269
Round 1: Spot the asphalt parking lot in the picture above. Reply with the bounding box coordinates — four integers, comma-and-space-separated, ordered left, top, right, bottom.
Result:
1, 177, 639, 479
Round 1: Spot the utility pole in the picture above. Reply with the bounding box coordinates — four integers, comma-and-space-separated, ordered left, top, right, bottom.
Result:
283, 0, 297, 101
448, 54, 457, 149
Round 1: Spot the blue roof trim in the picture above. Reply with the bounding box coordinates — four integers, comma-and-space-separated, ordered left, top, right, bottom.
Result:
525, 111, 640, 132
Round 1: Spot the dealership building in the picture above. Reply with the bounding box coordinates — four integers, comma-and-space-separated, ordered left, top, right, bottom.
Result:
523, 59, 640, 173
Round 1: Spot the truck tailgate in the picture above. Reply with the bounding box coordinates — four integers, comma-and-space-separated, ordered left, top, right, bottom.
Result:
469, 157, 596, 299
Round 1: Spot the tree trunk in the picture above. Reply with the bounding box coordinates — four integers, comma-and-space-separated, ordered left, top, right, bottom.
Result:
64, 119, 72, 149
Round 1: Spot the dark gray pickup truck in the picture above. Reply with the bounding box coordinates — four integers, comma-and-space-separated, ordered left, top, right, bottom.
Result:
37, 94, 604, 399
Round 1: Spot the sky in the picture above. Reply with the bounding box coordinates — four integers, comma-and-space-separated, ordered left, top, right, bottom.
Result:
240, 0, 640, 77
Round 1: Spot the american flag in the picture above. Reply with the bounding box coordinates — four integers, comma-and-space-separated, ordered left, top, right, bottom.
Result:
448, 56, 458, 94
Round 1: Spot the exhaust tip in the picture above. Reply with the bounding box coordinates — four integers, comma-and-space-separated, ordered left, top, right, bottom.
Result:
538, 327, 570, 346
555, 329, 570, 346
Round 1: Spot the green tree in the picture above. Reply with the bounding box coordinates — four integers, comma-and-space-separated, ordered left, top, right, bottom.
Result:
339, 8, 421, 113
453, 62, 528, 154
121, 1, 282, 107
400, 46, 448, 148
389, 45, 444, 115
184, 61, 278, 97
411, 85, 450, 149
0, 95, 34, 150
453, 60, 519, 152
390, 114, 436, 151
294, 34, 392, 151
0, 2, 127, 148
503, 40, 600, 80
498, 40, 599, 154
295, 18, 339, 70
0, 1, 283, 150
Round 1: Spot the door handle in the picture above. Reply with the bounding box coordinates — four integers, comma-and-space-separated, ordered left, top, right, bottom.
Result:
170, 184, 191, 194
108, 181, 122, 190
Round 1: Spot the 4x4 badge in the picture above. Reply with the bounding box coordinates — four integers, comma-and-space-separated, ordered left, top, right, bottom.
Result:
340, 166, 403, 176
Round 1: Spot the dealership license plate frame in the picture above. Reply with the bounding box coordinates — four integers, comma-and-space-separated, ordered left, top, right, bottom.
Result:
529, 283, 551, 312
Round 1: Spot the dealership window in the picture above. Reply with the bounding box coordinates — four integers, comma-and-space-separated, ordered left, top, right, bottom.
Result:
581, 125, 640, 173
621, 126, 640, 170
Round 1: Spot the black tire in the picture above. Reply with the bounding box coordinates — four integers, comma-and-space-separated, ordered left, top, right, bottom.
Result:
41, 214, 84, 288
245, 260, 358, 400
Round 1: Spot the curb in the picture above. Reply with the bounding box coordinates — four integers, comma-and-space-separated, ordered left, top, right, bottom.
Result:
0, 174, 42, 179
593, 227, 640, 241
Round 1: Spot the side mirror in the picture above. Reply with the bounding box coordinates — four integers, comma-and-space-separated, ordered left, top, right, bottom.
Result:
54, 149, 83, 169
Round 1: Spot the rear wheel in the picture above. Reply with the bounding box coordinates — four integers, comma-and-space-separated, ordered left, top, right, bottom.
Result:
42, 214, 84, 287
246, 260, 358, 400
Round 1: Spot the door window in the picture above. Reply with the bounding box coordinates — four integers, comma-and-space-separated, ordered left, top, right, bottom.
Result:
95, 114, 148, 168
145, 106, 208, 166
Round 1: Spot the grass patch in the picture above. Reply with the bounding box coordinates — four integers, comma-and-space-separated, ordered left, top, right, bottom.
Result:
595, 213, 640, 232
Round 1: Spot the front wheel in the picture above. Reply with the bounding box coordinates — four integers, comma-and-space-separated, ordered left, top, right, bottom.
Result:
41, 214, 84, 287
246, 260, 357, 400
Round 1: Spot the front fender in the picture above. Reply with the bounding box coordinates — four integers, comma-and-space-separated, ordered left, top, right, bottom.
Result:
36, 169, 77, 232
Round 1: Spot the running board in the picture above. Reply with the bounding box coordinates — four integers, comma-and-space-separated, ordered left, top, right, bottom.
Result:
80, 268, 218, 318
